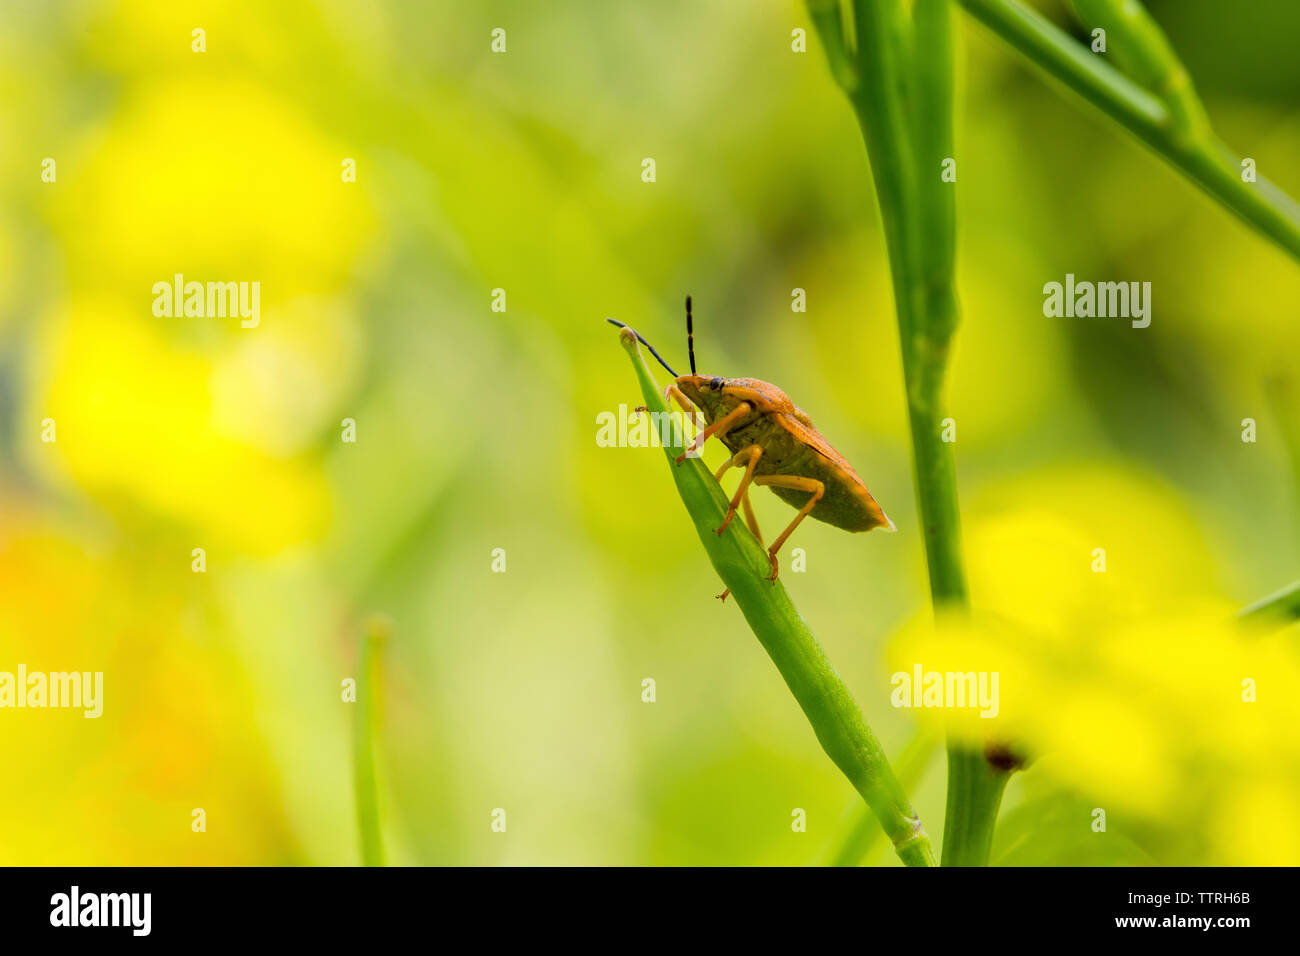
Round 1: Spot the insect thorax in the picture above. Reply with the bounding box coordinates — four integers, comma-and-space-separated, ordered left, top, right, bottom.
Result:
721, 414, 807, 470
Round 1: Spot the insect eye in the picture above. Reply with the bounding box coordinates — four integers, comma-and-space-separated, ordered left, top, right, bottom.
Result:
710, 376, 725, 390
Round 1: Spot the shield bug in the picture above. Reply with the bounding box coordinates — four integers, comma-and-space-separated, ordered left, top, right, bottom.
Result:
608, 297, 893, 598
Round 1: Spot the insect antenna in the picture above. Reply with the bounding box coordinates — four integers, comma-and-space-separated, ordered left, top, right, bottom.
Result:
686, 295, 696, 375
605, 318, 678, 378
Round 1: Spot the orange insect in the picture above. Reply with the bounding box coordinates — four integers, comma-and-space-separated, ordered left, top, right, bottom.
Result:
609, 297, 893, 599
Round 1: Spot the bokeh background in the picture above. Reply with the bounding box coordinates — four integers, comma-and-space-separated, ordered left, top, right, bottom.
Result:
2, 0, 1299, 865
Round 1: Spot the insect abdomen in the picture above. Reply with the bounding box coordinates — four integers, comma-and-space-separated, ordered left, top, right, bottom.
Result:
768, 450, 892, 533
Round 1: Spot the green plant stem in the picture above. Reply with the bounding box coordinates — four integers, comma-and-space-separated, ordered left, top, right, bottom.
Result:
616, 328, 936, 867
956, 0, 1300, 264
942, 747, 1013, 866
353, 615, 389, 866
829, 730, 939, 865
1237, 581, 1300, 627
811, 0, 1012, 866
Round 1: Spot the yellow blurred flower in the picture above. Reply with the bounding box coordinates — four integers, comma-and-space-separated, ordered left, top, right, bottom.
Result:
52, 74, 375, 297
0, 509, 290, 864
28, 298, 331, 553
887, 464, 1300, 861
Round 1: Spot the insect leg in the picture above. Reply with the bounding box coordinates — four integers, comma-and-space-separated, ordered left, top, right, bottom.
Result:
662, 384, 708, 455
675, 402, 752, 465
753, 475, 825, 581
716, 488, 764, 603
715, 386, 771, 411
740, 485, 763, 546
663, 383, 694, 415
711, 444, 763, 536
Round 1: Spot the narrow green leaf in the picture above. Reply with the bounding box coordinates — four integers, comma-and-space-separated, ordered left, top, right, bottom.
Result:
615, 326, 937, 867
958, 0, 1300, 263
353, 614, 389, 867
1238, 581, 1300, 628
